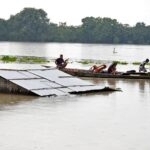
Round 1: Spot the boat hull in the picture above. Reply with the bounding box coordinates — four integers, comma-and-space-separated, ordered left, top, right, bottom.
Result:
61, 68, 150, 79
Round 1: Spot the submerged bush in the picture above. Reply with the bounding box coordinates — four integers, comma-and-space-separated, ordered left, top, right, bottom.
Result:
1, 56, 17, 62
132, 62, 141, 65
77, 60, 93, 64
18, 57, 49, 63
0, 55, 49, 63
112, 60, 128, 65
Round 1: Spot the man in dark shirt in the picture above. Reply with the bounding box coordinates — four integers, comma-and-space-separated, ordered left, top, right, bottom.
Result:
55, 54, 68, 69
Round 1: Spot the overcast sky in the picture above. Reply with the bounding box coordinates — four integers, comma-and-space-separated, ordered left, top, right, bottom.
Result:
0, 0, 150, 26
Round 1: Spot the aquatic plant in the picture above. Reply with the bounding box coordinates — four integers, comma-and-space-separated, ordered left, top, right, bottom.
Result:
1, 56, 17, 62
132, 62, 150, 65
0, 55, 49, 63
112, 60, 128, 65
77, 59, 105, 65
18, 57, 49, 63
132, 62, 141, 65
77, 60, 93, 64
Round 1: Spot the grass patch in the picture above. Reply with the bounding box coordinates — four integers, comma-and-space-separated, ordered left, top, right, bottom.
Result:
77, 59, 104, 65
132, 62, 150, 65
0, 55, 49, 63
132, 62, 141, 65
113, 60, 128, 65
77, 60, 93, 64
1, 56, 17, 62
119, 61, 128, 65
18, 57, 49, 63
77, 59, 129, 65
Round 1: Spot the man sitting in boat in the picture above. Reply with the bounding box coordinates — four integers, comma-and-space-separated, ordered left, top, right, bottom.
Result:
55, 54, 68, 69
90, 64, 107, 73
139, 58, 149, 72
108, 62, 117, 75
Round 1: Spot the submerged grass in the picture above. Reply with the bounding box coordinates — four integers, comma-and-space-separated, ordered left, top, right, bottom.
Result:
113, 60, 128, 65
132, 62, 150, 65
18, 57, 49, 63
77, 59, 106, 65
77, 59, 129, 65
1, 56, 17, 62
132, 62, 141, 65
77, 60, 93, 64
1, 56, 150, 66
0, 55, 49, 64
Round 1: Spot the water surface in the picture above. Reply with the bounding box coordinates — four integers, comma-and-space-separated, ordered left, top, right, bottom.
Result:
0, 42, 150, 62
0, 42, 150, 150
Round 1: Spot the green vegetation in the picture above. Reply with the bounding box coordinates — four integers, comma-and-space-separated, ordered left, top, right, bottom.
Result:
18, 57, 49, 63
0, 8, 150, 44
77, 59, 106, 65
1, 56, 17, 62
77, 60, 94, 64
132, 62, 141, 65
1, 56, 150, 67
132, 62, 150, 65
0, 56, 49, 63
77, 60, 129, 65
113, 60, 128, 65
118, 61, 128, 65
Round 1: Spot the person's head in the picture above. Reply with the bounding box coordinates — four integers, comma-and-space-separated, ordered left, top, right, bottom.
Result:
146, 58, 149, 62
60, 54, 63, 58
93, 65, 97, 69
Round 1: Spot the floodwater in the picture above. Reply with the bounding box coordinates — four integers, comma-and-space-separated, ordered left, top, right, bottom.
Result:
0, 41, 150, 61
0, 42, 150, 150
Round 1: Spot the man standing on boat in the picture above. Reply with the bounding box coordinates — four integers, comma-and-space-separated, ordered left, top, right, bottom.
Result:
139, 58, 149, 72
55, 54, 68, 69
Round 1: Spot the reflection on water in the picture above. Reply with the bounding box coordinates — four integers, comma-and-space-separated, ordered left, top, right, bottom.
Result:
0, 93, 36, 111
0, 94, 35, 105
85, 77, 150, 91
82, 77, 150, 103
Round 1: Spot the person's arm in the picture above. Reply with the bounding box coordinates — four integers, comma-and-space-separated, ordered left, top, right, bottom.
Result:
89, 66, 96, 73
55, 59, 58, 65
65, 58, 69, 63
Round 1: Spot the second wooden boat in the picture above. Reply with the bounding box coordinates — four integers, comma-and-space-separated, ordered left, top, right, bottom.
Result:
61, 68, 150, 79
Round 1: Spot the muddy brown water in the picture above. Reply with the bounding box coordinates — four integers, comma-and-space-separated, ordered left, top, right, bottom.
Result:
0, 42, 150, 150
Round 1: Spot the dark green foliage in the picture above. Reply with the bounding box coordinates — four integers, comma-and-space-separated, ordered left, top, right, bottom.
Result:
7, 8, 49, 41
0, 19, 8, 40
1, 56, 17, 62
0, 8, 150, 44
0, 55, 49, 63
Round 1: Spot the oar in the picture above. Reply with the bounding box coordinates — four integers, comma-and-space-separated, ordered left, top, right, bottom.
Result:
41, 65, 57, 69
41, 65, 51, 68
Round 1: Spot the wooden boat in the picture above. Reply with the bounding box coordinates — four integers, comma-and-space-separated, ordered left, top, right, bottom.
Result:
61, 68, 150, 79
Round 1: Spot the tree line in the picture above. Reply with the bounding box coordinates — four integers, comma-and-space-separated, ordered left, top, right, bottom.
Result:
0, 8, 150, 44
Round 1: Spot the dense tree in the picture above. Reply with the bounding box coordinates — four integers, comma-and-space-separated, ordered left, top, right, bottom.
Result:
0, 8, 150, 44
0, 19, 8, 40
7, 8, 49, 41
